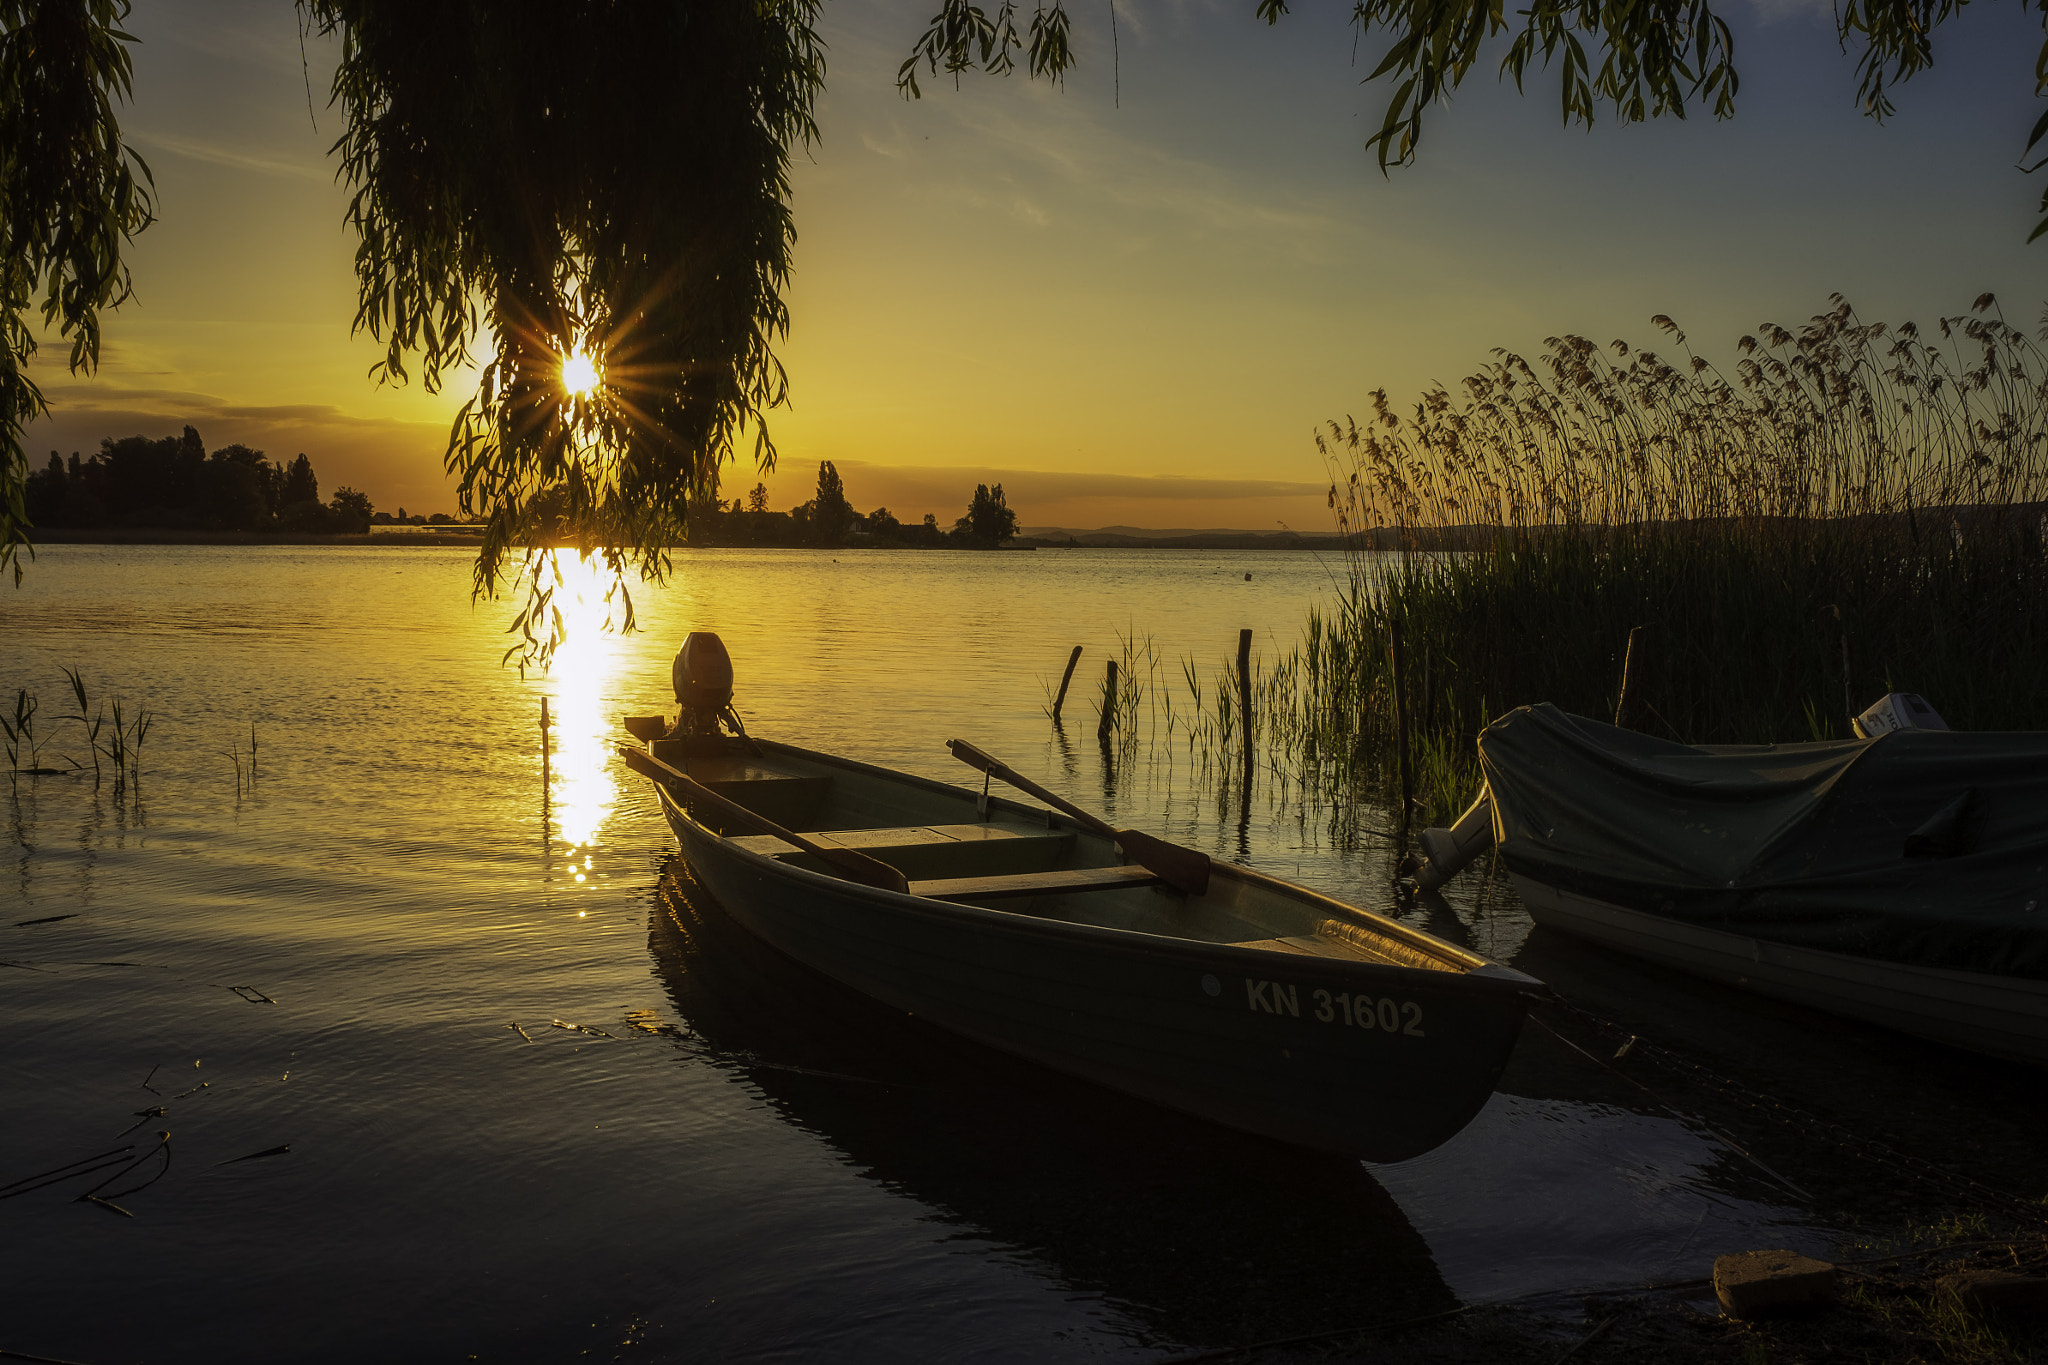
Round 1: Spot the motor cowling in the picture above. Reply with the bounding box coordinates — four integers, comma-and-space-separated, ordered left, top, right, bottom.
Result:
672, 632, 734, 734
1413, 787, 1495, 893
1852, 692, 1949, 739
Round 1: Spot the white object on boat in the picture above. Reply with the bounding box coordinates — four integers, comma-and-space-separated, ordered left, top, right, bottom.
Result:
1852, 692, 1948, 739
1414, 788, 1494, 893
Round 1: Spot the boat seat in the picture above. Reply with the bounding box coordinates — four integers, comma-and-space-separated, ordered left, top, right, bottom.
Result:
911, 865, 1160, 901
728, 823, 1037, 858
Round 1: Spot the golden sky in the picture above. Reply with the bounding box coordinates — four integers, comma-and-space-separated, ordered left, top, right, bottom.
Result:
25, 0, 2048, 531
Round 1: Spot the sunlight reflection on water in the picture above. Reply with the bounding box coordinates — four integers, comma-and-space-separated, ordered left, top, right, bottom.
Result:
538, 553, 625, 853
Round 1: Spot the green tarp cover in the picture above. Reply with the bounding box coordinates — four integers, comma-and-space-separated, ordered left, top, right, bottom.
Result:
1479, 704, 2048, 979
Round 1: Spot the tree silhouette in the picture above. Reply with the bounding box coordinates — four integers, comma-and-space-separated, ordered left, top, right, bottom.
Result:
955, 483, 1018, 548
329, 486, 374, 533
303, 0, 825, 662
809, 460, 854, 545
192, 443, 273, 530
281, 453, 319, 505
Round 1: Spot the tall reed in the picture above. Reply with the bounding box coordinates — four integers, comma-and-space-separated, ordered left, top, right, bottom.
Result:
1277, 296, 2048, 819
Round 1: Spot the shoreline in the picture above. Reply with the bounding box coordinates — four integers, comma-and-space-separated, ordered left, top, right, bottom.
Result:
27, 528, 487, 547
22, 530, 1343, 552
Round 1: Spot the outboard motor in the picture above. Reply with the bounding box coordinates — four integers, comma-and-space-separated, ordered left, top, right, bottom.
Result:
1852, 692, 1949, 739
1412, 788, 1495, 893
671, 632, 735, 736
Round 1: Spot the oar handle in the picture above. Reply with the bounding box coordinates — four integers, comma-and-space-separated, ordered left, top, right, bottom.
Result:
946, 739, 1115, 837
622, 746, 910, 895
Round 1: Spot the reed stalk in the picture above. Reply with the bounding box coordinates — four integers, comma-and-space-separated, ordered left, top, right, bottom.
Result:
2, 687, 32, 780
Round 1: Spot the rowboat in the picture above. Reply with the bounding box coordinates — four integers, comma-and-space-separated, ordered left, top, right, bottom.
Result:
620, 634, 1542, 1161
1456, 703, 2048, 1064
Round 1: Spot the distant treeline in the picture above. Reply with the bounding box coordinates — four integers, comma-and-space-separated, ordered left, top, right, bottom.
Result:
25, 426, 375, 534
27, 440, 1017, 548
686, 462, 1021, 549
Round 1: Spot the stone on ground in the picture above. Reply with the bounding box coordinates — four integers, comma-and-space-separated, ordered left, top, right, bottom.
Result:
1713, 1250, 1838, 1318
1940, 1268, 2048, 1315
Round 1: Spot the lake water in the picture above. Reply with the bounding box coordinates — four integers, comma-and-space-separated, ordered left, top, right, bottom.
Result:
3, 546, 2041, 1363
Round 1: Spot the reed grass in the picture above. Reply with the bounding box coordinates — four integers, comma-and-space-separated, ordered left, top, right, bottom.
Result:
2, 686, 44, 779
5, 672, 153, 786
1269, 296, 2048, 820
58, 668, 153, 794
1102, 630, 1178, 748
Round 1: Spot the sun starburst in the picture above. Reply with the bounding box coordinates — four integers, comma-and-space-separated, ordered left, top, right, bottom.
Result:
561, 349, 600, 397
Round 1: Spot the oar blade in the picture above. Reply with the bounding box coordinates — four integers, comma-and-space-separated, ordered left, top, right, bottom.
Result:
947, 738, 999, 775
1114, 828, 1211, 896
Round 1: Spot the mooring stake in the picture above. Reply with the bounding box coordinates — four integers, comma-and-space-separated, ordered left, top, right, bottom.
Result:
1050, 645, 1083, 725
1236, 628, 1254, 793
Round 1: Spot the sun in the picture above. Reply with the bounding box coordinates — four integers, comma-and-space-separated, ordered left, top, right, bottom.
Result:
561, 349, 600, 397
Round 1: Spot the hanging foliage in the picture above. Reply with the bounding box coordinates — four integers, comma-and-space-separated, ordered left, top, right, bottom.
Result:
0, 0, 154, 585
305, 0, 825, 663
900, 0, 2048, 235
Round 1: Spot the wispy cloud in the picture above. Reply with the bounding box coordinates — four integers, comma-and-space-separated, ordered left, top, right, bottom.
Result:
130, 131, 328, 183
33, 382, 429, 430
1743, 0, 1835, 23
926, 99, 1339, 248
860, 130, 911, 159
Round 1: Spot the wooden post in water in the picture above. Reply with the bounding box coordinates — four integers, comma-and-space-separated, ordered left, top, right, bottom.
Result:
1388, 619, 1415, 830
540, 696, 551, 783
1097, 661, 1118, 742
1613, 624, 1647, 730
1051, 646, 1083, 724
1236, 628, 1254, 790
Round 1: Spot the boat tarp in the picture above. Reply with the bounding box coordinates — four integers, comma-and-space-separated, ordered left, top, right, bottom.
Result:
1479, 704, 2048, 978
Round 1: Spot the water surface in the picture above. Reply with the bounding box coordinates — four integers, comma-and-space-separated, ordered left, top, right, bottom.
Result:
3, 546, 2038, 1363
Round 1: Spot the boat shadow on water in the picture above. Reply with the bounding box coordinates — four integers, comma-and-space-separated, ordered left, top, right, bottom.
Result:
645, 862, 1462, 1350
1503, 924, 2048, 1231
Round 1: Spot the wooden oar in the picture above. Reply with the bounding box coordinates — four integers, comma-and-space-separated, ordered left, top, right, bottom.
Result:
620, 746, 910, 895
947, 739, 1211, 895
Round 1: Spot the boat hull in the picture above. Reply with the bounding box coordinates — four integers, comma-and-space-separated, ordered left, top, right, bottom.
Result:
655, 783, 1533, 1162
1513, 875, 2048, 1064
